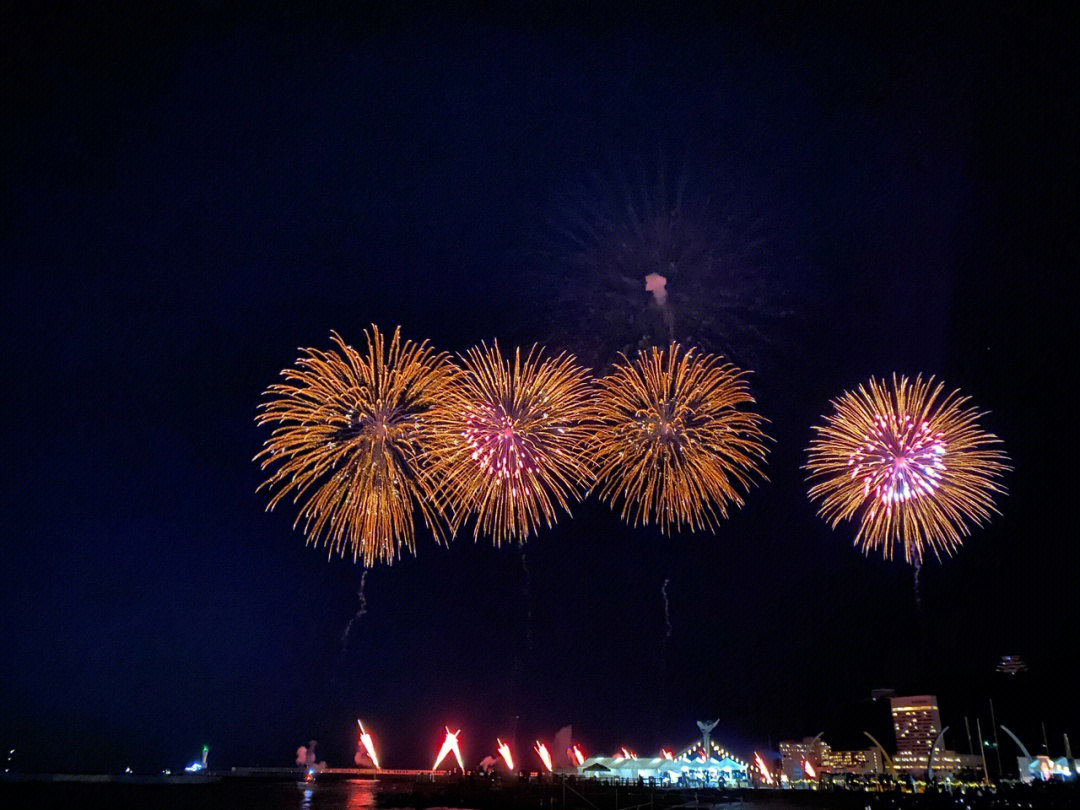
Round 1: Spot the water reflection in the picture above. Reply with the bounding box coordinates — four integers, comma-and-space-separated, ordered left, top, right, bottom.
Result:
296, 779, 378, 810
344, 780, 378, 809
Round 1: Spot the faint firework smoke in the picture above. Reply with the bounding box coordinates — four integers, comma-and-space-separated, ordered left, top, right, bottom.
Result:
296, 741, 326, 772
531, 146, 805, 373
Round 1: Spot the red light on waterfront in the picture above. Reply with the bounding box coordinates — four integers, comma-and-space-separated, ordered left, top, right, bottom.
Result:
754, 752, 773, 784
357, 720, 380, 769
534, 741, 553, 772
433, 728, 464, 771
497, 738, 514, 771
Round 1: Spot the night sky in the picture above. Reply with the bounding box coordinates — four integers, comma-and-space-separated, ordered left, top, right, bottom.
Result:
4, 5, 1075, 774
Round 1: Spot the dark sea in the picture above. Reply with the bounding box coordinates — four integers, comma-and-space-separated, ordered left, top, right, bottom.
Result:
3, 779, 1076, 810
0, 778, 794, 810
1, 778, 387, 810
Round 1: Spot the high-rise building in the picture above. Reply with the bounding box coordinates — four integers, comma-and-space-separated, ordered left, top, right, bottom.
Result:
891, 695, 943, 774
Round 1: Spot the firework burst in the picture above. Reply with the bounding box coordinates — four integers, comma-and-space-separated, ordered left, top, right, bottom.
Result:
424, 342, 594, 546
254, 326, 455, 566
806, 374, 1009, 564
587, 343, 769, 533
527, 147, 805, 373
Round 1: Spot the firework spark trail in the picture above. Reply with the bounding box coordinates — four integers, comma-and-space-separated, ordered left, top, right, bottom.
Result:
587, 343, 770, 533
913, 559, 922, 609
658, 576, 672, 740
254, 326, 455, 566
661, 577, 672, 644
806, 374, 1009, 566
340, 570, 369, 651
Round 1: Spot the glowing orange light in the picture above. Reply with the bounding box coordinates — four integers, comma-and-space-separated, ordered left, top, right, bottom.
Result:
534, 741, 553, 772
434, 728, 464, 771
570, 745, 585, 767
803, 759, 816, 779
357, 720, 380, 769
754, 752, 773, 784
497, 738, 514, 771
662, 749, 674, 760
619, 747, 636, 760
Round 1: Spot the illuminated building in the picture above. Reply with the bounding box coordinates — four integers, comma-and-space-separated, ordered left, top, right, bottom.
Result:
891, 695, 942, 774
820, 748, 884, 775
997, 655, 1027, 675
779, 738, 829, 780
780, 737, 885, 778
578, 755, 748, 786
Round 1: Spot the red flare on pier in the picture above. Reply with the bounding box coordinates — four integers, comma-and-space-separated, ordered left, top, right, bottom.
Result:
755, 752, 773, 784
497, 738, 514, 771
534, 741, 553, 772
357, 720, 380, 769
433, 728, 464, 771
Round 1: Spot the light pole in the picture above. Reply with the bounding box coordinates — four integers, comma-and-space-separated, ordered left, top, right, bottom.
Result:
976, 718, 990, 785
989, 700, 1003, 779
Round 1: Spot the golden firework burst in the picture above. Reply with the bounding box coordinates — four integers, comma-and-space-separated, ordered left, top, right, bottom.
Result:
424, 342, 594, 546
806, 374, 1009, 564
587, 343, 769, 533
254, 326, 455, 565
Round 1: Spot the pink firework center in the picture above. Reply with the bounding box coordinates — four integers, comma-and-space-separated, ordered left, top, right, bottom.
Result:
465, 407, 555, 495
849, 414, 946, 508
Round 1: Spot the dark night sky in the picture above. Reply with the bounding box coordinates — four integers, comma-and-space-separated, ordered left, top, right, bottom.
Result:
3, 4, 1075, 773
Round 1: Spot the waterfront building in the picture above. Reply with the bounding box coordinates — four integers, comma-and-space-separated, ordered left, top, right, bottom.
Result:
577, 754, 748, 786
820, 748, 884, 775
779, 737, 829, 780
891, 695, 943, 774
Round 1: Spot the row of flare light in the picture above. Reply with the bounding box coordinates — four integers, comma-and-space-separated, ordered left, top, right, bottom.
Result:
356, 723, 597, 774
441, 731, 582, 772
368, 721, 773, 778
